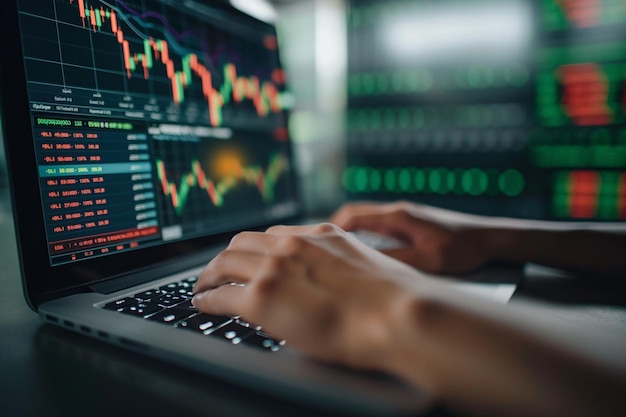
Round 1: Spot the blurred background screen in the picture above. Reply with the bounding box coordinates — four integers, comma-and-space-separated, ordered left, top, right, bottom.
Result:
272, 0, 626, 221
342, 0, 626, 220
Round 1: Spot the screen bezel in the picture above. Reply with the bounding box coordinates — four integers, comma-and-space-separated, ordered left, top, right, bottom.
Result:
0, 0, 303, 309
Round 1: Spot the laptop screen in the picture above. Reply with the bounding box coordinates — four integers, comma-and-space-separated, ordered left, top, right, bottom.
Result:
14, 0, 299, 267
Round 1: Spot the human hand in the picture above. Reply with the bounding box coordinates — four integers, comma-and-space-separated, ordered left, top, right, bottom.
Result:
331, 201, 495, 274
192, 221, 626, 417
192, 223, 425, 372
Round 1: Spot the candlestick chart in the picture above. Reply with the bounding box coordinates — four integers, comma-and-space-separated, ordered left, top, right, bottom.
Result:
20, 0, 287, 127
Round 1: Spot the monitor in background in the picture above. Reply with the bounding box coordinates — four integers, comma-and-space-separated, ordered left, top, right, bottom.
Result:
344, 0, 626, 221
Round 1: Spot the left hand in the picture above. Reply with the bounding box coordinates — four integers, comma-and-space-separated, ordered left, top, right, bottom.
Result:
331, 201, 494, 274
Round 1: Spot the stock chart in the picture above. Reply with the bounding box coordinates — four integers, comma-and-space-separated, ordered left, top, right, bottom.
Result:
20, 0, 288, 126
18, 0, 295, 265
151, 131, 290, 229
345, 0, 626, 221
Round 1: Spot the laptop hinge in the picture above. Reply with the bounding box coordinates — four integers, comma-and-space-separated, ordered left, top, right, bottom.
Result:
88, 246, 222, 295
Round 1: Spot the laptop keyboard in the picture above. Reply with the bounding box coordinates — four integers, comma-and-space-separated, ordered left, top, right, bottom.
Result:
100, 231, 402, 352
102, 276, 284, 352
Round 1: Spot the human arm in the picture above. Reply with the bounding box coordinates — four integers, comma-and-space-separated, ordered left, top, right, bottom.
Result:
331, 201, 626, 279
192, 224, 626, 417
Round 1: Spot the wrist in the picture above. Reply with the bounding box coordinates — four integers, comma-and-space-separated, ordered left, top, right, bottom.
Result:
475, 227, 527, 264
377, 292, 445, 392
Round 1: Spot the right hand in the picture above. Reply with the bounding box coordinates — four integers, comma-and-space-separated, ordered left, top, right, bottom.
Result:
192, 223, 428, 372
331, 201, 495, 274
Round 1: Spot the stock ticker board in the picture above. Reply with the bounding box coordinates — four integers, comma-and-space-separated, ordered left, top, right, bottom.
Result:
344, 0, 626, 221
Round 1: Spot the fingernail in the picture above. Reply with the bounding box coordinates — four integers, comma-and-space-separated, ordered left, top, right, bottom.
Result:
192, 292, 205, 306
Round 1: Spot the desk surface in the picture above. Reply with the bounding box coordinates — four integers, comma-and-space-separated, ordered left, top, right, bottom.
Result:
1, 189, 626, 417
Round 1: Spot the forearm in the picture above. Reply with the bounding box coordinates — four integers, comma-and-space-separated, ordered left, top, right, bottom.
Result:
383, 295, 626, 417
478, 227, 626, 279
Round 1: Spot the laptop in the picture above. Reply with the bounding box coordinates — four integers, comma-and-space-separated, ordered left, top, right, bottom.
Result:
0, 1, 515, 415
0, 0, 432, 414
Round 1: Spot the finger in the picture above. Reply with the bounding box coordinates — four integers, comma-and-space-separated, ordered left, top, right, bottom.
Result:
196, 249, 306, 294
330, 202, 381, 215
194, 250, 268, 293
229, 229, 331, 262
228, 232, 300, 257
331, 211, 416, 240
331, 204, 407, 231
227, 231, 283, 254
330, 203, 389, 227
192, 266, 338, 356
194, 261, 321, 343
192, 284, 244, 317
266, 222, 343, 236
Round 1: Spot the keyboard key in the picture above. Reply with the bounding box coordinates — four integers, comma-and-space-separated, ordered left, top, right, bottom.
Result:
101, 278, 282, 353
235, 318, 258, 329
176, 314, 231, 333
103, 297, 137, 311
159, 282, 194, 297
156, 294, 187, 307
175, 299, 198, 311
159, 283, 183, 293
209, 322, 255, 344
241, 332, 285, 352
148, 308, 195, 325
182, 276, 198, 284
118, 302, 163, 318
177, 289, 194, 298
134, 289, 162, 301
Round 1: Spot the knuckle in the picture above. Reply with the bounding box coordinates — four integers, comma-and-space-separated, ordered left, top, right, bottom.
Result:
393, 200, 411, 212
312, 222, 338, 234
265, 224, 284, 233
228, 232, 248, 248
391, 205, 411, 220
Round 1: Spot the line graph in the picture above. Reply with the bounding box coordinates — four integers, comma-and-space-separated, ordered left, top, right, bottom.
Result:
156, 153, 288, 216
